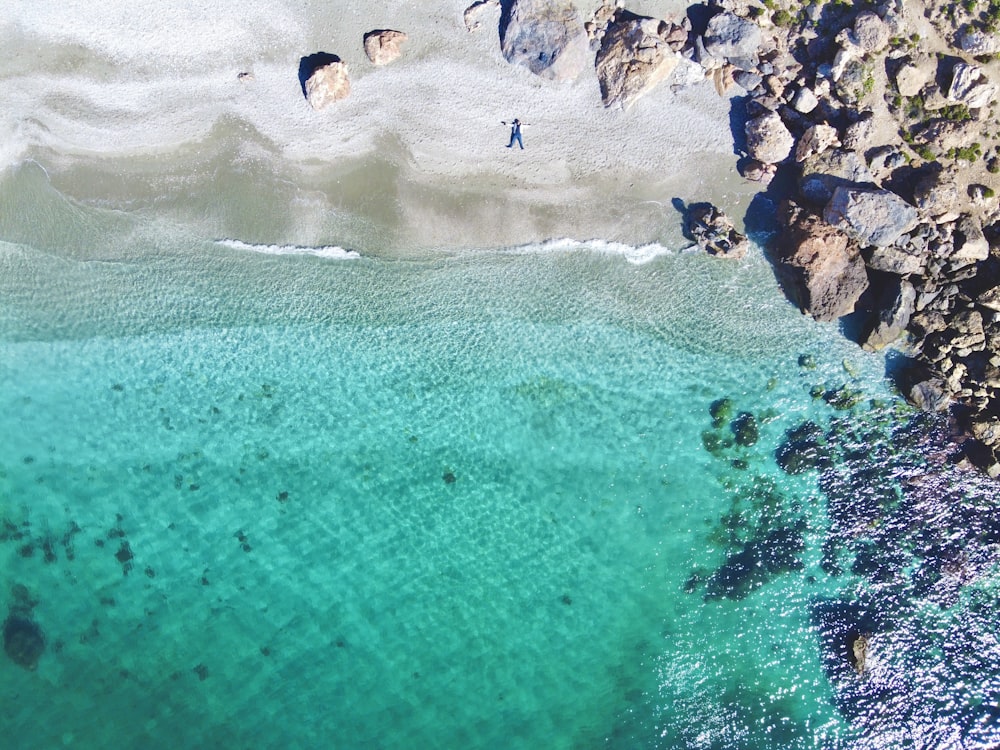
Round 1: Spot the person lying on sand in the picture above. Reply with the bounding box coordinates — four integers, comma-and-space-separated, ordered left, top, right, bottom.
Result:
502, 118, 528, 149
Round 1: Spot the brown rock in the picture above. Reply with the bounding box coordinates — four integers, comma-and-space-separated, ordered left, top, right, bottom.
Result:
305, 61, 350, 109
363, 30, 408, 65
777, 204, 870, 322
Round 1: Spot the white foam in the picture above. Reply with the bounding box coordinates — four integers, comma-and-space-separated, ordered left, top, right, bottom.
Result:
501, 237, 688, 265
216, 239, 360, 260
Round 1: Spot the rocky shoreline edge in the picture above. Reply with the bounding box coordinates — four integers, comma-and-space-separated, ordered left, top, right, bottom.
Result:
675, 0, 1000, 478
295, 0, 1000, 476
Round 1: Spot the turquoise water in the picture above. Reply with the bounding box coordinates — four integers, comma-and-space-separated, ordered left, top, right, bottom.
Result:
3, 164, 1000, 749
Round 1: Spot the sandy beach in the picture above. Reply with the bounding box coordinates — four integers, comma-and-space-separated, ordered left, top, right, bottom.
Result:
2, 0, 758, 254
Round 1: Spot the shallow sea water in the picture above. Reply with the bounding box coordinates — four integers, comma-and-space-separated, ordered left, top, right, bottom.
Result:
2, 162, 1000, 750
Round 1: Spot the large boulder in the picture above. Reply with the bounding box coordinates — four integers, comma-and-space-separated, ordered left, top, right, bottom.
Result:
950, 214, 990, 262
957, 27, 1000, 56
853, 12, 890, 54
795, 124, 841, 162
500, 0, 590, 81
894, 60, 931, 98
595, 11, 680, 109
914, 170, 962, 220
702, 12, 761, 62
823, 187, 918, 248
798, 149, 874, 206
866, 244, 926, 276
947, 62, 998, 109
864, 277, 916, 351
745, 111, 794, 164
777, 204, 870, 322
363, 30, 408, 65
304, 60, 350, 109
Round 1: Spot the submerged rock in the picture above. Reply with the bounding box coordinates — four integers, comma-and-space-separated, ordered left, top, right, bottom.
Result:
731, 412, 759, 446
776, 421, 831, 474
3, 615, 45, 670
849, 632, 869, 675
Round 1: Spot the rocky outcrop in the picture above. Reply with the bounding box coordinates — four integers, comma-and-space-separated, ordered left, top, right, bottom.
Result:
777, 203, 869, 322
823, 187, 918, 248
656, 0, 1000, 476
304, 60, 350, 109
850, 633, 869, 676
595, 11, 681, 109
500, 0, 590, 81
363, 30, 408, 65
686, 203, 749, 259
745, 111, 794, 164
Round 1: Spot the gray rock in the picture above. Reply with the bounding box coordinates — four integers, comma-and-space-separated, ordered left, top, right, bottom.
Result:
914, 171, 962, 219
501, 0, 590, 81
842, 112, 875, 152
947, 62, 998, 109
703, 12, 761, 62
866, 244, 926, 276
799, 149, 874, 205
864, 277, 916, 351
910, 378, 951, 412
853, 11, 890, 53
949, 215, 990, 263
744, 111, 794, 164
894, 61, 929, 97
791, 86, 819, 114
949, 309, 986, 352
824, 186, 918, 247
733, 70, 762, 91
795, 124, 841, 162
978, 286, 1000, 313
957, 26, 1000, 56
595, 11, 680, 109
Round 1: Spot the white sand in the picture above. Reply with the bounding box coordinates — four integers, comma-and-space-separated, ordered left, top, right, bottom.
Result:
1, 0, 758, 252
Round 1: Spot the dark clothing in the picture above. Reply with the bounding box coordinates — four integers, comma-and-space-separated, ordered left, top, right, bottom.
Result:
507, 121, 523, 149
